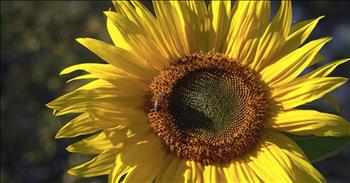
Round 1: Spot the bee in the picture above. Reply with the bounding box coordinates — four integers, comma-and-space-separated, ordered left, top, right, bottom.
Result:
154, 93, 165, 112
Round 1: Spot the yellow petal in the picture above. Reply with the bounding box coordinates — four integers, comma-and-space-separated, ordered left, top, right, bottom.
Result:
130, 1, 173, 60
129, 1, 157, 31
111, 1, 178, 64
60, 63, 128, 86
285, 151, 326, 183
155, 154, 192, 183
239, 37, 260, 66
276, 0, 292, 37
278, 16, 324, 58
261, 37, 331, 88
60, 63, 121, 76
262, 130, 306, 159
76, 79, 113, 90
153, 1, 210, 57
203, 165, 213, 182
265, 131, 325, 182
245, 130, 324, 182
65, 74, 111, 83
109, 154, 134, 183
90, 110, 150, 133
47, 79, 146, 115
208, 1, 231, 52
47, 80, 117, 110
152, 1, 190, 57
55, 113, 99, 139
104, 11, 169, 71
284, 56, 345, 110
112, 1, 141, 26
187, 161, 203, 183
47, 90, 114, 113
251, 0, 292, 71
184, 1, 211, 52
245, 135, 295, 182
68, 149, 116, 177
272, 77, 347, 109
57, 109, 147, 139
290, 16, 324, 40
52, 102, 120, 116
76, 38, 156, 80
60, 62, 134, 84
66, 132, 118, 154
310, 53, 325, 66
223, 161, 261, 183
268, 110, 350, 136
300, 58, 350, 79
203, 165, 225, 183
106, 17, 131, 51
121, 136, 167, 183
225, 1, 270, 65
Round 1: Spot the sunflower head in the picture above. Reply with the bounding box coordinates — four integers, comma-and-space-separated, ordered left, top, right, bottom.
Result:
148, 51, 268, 164
48, 1, 350, 182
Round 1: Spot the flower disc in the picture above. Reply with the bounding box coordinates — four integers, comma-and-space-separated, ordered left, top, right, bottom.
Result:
148, 52, 267, 164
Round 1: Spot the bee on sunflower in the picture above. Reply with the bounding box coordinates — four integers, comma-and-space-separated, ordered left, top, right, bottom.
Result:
47, 1, 350, 182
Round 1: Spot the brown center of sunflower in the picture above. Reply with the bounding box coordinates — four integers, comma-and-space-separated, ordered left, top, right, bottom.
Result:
147, 52, 267, 164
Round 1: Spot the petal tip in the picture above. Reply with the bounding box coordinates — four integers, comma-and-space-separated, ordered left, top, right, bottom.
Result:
66, 145, 75, 153
318, 15, 326, 20
59, 67, 71, 75
55, 132, 63, 139
45, 102, 55, 110
67, 168, 78, 176
321, 36, 332, 43
75, 37, 88, 45
45, 103, 51, 108
103, 10, 111, 16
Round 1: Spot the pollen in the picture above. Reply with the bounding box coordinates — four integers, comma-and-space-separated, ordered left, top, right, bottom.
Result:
148, 52, 268, 164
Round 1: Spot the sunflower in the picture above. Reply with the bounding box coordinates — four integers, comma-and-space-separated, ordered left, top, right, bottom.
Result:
47, 1, 350, 182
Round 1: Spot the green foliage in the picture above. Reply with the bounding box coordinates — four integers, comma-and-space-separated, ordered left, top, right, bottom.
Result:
287, 134, 350, 162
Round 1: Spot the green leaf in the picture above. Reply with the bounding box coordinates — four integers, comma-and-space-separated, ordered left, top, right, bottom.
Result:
286, 133, 350, 162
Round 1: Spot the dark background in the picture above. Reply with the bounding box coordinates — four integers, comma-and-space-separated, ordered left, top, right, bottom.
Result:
1, 1, 349, 183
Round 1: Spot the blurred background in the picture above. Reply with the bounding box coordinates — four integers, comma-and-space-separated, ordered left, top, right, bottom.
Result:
1, 1, 349, 183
